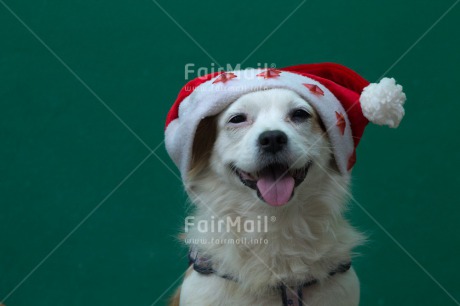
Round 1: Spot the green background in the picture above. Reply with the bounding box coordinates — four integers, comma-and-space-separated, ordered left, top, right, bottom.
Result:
1, 0, 459, 305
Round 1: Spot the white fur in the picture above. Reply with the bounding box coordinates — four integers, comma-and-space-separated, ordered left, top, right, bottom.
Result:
178, 89, 363, 306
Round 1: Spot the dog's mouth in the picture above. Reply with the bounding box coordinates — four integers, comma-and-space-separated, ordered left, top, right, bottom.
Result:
232, 161, 312, 207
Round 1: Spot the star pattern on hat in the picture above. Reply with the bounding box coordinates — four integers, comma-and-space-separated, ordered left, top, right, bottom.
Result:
256, 68, 282, 79
212, 72, 237, 84
335, 111, 346, 135
303, 83, 324, 96
347, 151, 356, 171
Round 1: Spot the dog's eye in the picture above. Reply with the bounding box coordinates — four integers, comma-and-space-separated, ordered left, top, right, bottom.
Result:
229, 114, 247, 124
291, 109, 311, 122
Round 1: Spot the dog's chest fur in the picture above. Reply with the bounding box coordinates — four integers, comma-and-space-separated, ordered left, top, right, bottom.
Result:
179, 172, 362, 305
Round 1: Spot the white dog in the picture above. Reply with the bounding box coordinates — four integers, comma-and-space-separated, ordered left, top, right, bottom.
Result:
170, 88, 364, 306
165, 64, 405, 306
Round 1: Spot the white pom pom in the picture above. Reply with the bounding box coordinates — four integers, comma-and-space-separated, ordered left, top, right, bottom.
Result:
360, 77, 406, 128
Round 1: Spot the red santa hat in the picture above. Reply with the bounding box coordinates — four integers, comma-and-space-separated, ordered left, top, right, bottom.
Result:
165, 63, 406, 180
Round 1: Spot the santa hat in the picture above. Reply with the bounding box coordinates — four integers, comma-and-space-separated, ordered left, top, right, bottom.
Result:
165, 63, 406, 180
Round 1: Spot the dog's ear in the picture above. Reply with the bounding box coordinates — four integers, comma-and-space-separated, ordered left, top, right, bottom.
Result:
188, 116, 217, 178
314, 115, 341, 173
329, 154, 341, 173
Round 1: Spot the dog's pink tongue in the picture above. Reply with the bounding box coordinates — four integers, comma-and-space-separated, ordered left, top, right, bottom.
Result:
257, 167, 295, 206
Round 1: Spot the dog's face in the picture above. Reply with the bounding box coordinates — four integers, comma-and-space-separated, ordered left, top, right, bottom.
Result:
195, 88, 333, 207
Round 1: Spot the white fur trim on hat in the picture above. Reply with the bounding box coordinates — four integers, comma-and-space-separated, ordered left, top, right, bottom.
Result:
360, 77, 406, 128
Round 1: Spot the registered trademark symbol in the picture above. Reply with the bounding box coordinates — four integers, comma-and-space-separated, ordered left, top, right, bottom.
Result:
270, 63, 276, 68
271, 216, 276, 222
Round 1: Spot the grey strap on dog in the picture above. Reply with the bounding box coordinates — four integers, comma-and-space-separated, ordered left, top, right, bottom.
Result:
188, 246, 351, 305
189, 246, 214, 274
281, 284, 304, 306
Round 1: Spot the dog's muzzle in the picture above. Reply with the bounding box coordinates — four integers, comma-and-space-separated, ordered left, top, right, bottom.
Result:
232, 161, 312, 206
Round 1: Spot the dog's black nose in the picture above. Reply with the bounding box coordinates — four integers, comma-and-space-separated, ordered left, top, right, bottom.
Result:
258, 130, 288, 153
